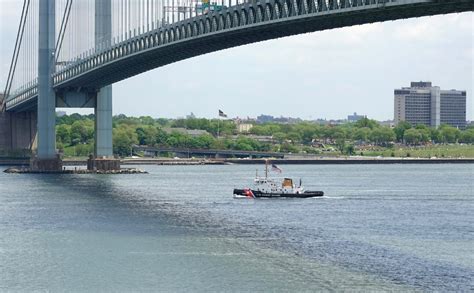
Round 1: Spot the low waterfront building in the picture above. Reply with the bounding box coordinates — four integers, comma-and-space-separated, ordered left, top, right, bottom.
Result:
163, 127, 209, 137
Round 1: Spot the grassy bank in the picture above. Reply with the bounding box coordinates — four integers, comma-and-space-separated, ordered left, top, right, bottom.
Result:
358, 144, 474, 158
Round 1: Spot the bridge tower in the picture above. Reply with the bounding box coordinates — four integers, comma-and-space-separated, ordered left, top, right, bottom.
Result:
95, 0, 113, 159
86, 0, 120, 171
33, 0, 61, 170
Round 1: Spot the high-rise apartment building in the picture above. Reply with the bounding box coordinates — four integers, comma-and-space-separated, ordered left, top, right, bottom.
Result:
394, 82, 466, 129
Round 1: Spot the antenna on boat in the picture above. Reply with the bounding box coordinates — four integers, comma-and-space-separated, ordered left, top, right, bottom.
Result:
265, 159, 268, 179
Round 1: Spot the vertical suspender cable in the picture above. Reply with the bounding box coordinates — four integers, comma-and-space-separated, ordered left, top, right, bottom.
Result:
55, 0, 73, 63
121, 0, 124, 39
4, 0, 30, 99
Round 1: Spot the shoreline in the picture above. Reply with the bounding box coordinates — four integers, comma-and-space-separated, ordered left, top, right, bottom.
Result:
1, 157, 473, 166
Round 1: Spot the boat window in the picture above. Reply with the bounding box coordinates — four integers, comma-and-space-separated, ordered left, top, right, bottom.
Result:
282, 178, 293, 188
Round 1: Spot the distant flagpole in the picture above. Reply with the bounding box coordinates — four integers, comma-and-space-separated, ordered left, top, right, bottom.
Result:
218, 110, 228, 139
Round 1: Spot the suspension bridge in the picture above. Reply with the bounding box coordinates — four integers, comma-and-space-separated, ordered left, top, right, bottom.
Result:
0, 0, 472, 170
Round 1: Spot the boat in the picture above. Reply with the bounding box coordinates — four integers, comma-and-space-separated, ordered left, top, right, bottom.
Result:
233, 161, 324, 199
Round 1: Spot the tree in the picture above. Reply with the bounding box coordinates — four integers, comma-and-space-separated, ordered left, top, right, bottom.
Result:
355, 118, 378, 129
286, 132, 302, 144
56, 124, 71, 145
155, 128, 169, 145
279, 142, 299, 153
135, 126, 159, 146
393, 121, 412, 142
459, 128, 474, 143
190, 134, 215, 149
404, 129, 422, 145
139, 116, 155, 126
418, 128, 431, 144
166, 132, 191, 148
135, 127, 147, 145
344, 144, 355, 155
430, 128, 442, 143
335, 138, 350, 154
352, 127, 371, 142
113, 126, 138, 157
155, 118, 169, 126
71, 120, 89, 145
294, 123, 317, 144
439, 125, 460, 143
273, 132, 287, 144
370, 127, 395, 145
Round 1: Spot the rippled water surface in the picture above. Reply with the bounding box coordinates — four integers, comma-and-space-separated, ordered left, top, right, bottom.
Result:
0, 164, 473, 291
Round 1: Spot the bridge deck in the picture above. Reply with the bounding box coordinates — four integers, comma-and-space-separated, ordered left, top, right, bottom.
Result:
5, 0, 473, 111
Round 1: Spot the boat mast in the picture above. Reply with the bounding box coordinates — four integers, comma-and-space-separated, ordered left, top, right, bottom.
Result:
265, 160, 268, 179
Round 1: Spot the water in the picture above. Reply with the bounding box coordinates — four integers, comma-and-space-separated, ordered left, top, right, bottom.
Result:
0, 164, 473, 291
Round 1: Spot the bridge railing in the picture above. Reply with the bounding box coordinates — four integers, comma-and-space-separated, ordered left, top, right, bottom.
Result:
52, 0, 399, 88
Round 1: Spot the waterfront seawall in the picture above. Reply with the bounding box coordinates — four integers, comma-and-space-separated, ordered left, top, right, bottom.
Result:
1, 157, 473, 166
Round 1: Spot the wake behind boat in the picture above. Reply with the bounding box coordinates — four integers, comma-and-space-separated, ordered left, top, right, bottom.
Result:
233, 162, 324, 199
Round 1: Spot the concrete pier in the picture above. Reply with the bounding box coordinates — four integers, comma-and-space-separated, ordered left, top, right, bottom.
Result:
87, 155, 120, 171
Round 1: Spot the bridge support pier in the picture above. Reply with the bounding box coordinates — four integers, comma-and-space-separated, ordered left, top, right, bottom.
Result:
95, 86, 113, 158
89, 86, 120, 171
32, 0, 61, 171
86, 0, 119, 171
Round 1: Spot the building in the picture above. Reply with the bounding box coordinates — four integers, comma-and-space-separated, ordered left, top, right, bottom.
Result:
378, 120, 395, 128
347, 112, 366, 122
237, 123, 253, 133
394, 82, 466, 129
256, 114, 274, 124
163, 127, 209, 137
229, 134, 273, 143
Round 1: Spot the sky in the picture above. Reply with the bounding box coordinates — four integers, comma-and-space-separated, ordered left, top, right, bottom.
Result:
0, 1, 472, 120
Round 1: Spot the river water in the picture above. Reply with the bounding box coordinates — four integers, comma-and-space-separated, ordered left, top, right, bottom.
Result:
0, 164, 472, 291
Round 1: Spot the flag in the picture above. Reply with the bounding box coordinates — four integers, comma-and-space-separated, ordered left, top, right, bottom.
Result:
218, 110, 228, 118
271, 164, 282, 173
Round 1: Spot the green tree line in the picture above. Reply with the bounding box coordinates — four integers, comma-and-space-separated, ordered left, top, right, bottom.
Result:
56, 114, 474, 157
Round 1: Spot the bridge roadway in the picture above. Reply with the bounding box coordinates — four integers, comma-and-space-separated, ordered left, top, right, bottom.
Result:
135, 145, 285, 158
6, 0, 473, 111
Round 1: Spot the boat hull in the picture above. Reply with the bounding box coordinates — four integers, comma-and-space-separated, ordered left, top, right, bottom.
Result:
233, 189, 323, 198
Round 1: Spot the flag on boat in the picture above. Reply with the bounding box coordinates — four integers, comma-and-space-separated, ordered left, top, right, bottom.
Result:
271, 164, 282, 173
218, 110, 228, 118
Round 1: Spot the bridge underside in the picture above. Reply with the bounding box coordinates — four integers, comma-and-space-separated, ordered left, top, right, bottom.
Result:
5, 1, 473, 112
54, 0, 473, 91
